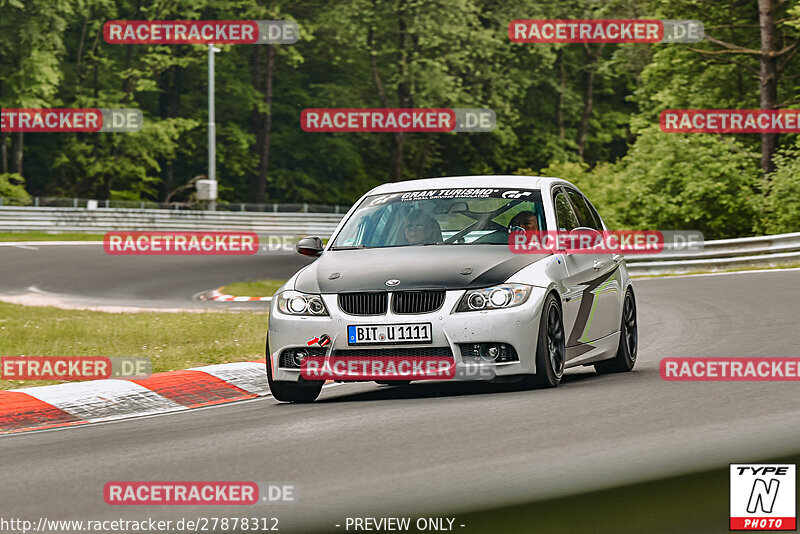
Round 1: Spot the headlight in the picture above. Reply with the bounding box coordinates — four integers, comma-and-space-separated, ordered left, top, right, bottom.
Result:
277, 290, 329, 316
456, 284, 531, 312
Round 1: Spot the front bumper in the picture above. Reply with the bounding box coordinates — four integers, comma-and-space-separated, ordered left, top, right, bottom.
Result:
267, 287, 548, 382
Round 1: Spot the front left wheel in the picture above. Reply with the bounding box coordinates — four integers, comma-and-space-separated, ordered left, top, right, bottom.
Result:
266, 336, 324, 403
520, 292, 565, 388
594, 288, 637, 374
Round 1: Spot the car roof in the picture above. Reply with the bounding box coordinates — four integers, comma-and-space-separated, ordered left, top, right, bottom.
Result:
365, 175, 570, 195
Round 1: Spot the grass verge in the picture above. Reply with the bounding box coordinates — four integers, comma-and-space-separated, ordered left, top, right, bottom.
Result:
0, 232, 104, 241
219, 279, 286, 297
0, 302, 267, 390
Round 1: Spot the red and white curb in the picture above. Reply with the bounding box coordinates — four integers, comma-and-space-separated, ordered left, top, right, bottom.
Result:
0, 358, 273, 434
204, 288, 272, 303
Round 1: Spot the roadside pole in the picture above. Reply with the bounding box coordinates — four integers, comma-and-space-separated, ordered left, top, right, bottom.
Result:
207, 43, 220, 211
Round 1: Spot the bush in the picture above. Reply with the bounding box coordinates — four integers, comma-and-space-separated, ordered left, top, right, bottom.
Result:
759, 148, 800, 235
0, 174, 31, 205
540, 128, 762, 239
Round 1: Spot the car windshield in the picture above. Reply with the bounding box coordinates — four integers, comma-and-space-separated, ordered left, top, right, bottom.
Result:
331, 188, 546, 248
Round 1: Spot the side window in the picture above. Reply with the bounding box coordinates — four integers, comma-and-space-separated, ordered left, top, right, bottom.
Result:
554, 191, 579, 231
582, 196, 604, 230
566, 189, 599, 230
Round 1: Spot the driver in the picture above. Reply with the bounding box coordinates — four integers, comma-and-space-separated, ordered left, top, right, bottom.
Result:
508, 211, 539, 233
403, 210, 443, 245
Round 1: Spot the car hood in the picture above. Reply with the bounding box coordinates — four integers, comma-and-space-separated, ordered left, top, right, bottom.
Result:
293, 246, 550, 293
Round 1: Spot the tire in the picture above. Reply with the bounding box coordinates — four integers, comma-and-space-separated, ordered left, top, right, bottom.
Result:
375, 380, 412, 386
266, 335, 324, 403
595, 288, 637, 374
521, 292, 565, 388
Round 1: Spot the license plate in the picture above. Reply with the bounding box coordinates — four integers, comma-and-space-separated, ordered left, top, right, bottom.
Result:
347, 323, 432, 345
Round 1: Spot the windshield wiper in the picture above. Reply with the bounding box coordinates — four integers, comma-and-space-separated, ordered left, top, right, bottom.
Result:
329, 245, 369, 250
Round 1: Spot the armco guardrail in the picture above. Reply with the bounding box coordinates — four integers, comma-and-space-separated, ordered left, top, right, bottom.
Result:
0, 196, 347, 213
0, 206, 346, 237
0, 206, 797, 276
625, 231, 800, 276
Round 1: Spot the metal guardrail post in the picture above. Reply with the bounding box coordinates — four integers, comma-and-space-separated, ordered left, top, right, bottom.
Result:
0, 197, 3, 207
273, 203, 278, 213
34, 197, 39, 207
303, 203, 308, 213
73, 198, 78, 208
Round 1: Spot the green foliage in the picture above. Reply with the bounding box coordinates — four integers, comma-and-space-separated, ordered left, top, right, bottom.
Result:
541, 128, 762, 239
760, 146, 800, 235
0, 0, 798, 240
0, 173, 31, 202
608, 128, 760, 238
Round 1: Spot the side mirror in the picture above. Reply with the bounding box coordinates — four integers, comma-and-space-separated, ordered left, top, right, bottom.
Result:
296, 236, 324, 257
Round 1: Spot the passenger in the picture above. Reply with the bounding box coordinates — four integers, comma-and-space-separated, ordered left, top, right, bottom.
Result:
403, 210, 443, 245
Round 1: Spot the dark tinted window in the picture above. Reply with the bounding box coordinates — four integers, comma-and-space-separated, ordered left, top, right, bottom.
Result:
582, 195, 604, 230
566, 189, 600, 230
554, 191, 579, 231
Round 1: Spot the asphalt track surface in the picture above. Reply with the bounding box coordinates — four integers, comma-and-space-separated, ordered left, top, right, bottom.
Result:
1, 244, 800, 532
0, 243, 312, 309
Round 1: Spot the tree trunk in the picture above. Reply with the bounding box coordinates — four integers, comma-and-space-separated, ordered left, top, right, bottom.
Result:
576, 45, 603, 159
158, 67, 181, 201
555, 49, 565, 140
758, 0, 779, 176
250, 45, 263, 204
1, 132, 7, 174
75, 14, 89, 96
11, 132, 23, 177
368, 0, 409, 182
389, 0, 412, 182
256, 44, 274, 204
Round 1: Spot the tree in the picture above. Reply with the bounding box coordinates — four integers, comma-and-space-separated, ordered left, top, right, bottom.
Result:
675, 0, 800, 176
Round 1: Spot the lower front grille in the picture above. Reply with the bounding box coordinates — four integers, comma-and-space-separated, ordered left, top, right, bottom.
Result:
333, 347, 453, 358
279, 347, 327, 368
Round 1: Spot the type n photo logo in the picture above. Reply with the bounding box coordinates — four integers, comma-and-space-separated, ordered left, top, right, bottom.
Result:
730, 464, 796, 530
